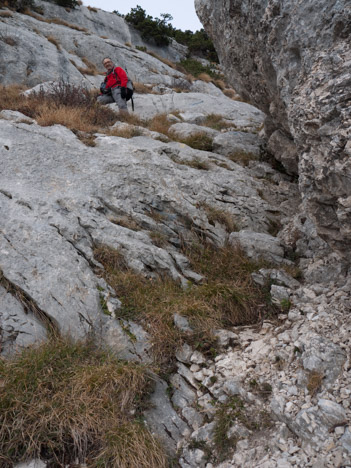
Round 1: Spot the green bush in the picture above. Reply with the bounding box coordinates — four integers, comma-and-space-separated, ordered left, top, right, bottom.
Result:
53, 0, 78, 7
178, 58, 220, 79
0, 0, 34, 12
124, 5, 218, 61
125, 5, 171, 46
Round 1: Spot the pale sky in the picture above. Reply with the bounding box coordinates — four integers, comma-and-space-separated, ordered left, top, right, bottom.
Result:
82, 1, 203, 32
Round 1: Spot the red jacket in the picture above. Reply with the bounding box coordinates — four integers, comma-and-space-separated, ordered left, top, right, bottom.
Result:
104, 66, 128, 90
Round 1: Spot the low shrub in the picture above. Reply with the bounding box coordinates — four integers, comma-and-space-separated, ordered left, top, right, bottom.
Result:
0, 82, 119, 134
0, 0, 33, 12
0, 338, 166, 467
178, 58, 221, 79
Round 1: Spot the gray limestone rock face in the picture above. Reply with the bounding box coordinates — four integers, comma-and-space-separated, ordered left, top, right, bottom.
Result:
129, 92, 265, 130
169, 122, 218, 140
196, 0, 351, 259
0, 6, 185, 89
0, 114, 281, 353
229, 230, 287, 264
213, 130, 262, 158
144, 379, 191, 455
14, 461, 47, 468
267, 130, 298, 175
292, 400, 347, 445
0, 285, 47, 356
300, 335, 346, 387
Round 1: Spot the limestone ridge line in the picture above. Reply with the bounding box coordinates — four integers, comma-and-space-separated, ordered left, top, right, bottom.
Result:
0, 268, 59, 337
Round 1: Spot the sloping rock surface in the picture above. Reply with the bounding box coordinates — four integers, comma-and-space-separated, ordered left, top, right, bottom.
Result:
0, 108, 282, 353
0, 0, 186, 88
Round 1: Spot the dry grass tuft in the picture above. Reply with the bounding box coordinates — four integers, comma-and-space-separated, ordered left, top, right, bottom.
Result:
109, 215, 141, 231
197, 72, 212, 83
146, 50, 176, 69
147, 113, 172, 135
133, 82, 154, 94
77, 57, 99, 75
0, 9, 13, 17
199, 202, 239, 233
46, 35, 61, 50
307, 371, 324, 396
94, 241, 276, 366
0, 34, 17, 46
178, 133, 214, 152
227, 149, 258, 166
108, 126, 144, 139
213, 79, 226, 90
116, 111, 145, 127
202, 114, 231, 131
24, 11, 88, 31
223, 89, 238, 99
0, 338, 166, 467
0, 82, 119, 134
149, 231, 168, 247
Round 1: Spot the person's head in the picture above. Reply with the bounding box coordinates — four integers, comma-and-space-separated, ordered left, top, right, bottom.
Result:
102, 57, 114, 73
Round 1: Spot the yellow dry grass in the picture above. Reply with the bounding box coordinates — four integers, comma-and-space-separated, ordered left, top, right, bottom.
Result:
78, 57, 99, 75
46, 35, 61, 49
147, 113, 172, 135
35, 104, 94, 132
133, 82, 154, 94
197, 72, 212, 83
0, 338, 167, 467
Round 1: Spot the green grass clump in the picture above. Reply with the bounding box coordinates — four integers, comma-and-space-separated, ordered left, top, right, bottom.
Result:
94, 241, 277, 367
0, 338, 166, 467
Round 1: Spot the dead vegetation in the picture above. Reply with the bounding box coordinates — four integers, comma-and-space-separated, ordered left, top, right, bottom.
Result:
24, 10, 88, 32
198, 202, 239, 233
77, 57, 99, 75
0, 9, 13, 17
0, 83, 118, 140
0, 338, 167, 467
227, 149, 258, 166
46, 35, 61, 49
94, 240, 276, 367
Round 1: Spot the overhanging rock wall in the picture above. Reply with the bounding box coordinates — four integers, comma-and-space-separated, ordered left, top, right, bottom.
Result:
195, 0, 351, 258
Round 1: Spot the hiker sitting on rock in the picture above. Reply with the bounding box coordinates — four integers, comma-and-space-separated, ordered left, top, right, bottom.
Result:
97, 57, 128, 112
